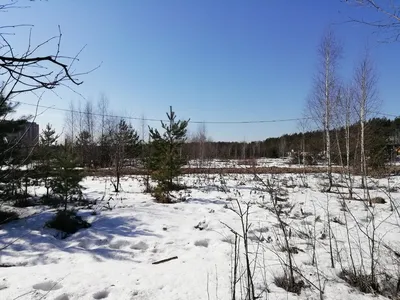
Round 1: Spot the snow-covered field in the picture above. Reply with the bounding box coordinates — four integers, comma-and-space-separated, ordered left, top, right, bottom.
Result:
185, 157, 305, 168
1, 171, 400, 300
184, 157, 338, 170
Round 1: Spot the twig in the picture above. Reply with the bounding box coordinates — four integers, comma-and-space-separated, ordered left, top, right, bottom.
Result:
152, 256, 178, 265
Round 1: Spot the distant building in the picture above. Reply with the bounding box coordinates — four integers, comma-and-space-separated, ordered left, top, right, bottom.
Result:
25, 122, 39, 146
387, 128, 400, 162
7, 122, 39, 147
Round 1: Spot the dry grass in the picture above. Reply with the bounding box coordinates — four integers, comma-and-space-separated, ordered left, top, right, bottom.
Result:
339, 269, 379, 294
83, 165, 400, 177
274, 274, 304, 295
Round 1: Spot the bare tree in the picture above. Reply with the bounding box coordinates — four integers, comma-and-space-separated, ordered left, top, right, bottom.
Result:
197, 122, 207, 164
81, 99, 96, 166
189, 122, 209, 167
334, 83, 356, 198
83, 100, 95, 142
97, 94, 111, 167
279, 136, 287, 158
110, 118, 140, 193
307, 28, 342, 192
297, 117, 311, 186
77, 100, 84, 138
222, 199, 256, 300
332, 86, 345, 168
353, 49, 379, 201
64, 100, 77, 147
97, 94, 109, 140
140, 114, 147, 144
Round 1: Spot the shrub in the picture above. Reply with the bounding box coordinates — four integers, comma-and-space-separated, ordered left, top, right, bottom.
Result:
290, 152, 317, 165
0, 210, 18, 225
13, 198, 36, 208
274, 274, 304, 295
169, 182, 186, 191
46, 210, 90, 237
339, 269, 379, 294
41, 195, 63, 207
152, 185, 172, 204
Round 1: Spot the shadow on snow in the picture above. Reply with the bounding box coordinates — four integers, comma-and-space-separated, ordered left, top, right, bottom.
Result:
0, 208, 161, 264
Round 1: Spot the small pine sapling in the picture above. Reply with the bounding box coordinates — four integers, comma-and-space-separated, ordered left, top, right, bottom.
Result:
148, 106, 189, 203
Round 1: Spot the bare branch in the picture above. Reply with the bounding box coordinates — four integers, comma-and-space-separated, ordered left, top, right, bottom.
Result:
345, 0, 400, 42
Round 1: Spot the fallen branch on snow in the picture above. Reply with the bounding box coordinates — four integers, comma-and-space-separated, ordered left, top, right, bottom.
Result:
152, 256, 178, 265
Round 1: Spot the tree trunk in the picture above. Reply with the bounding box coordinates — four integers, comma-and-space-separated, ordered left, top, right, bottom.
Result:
345, 119, 353, 199
325, 52, 333, 192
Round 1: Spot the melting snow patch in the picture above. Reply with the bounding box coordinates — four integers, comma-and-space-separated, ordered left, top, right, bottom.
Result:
194, 239, 209, 247
130, 241, 149, 250
32, 280, 62, 291
54, 293, 70, 300
109, 239, 130, 249
93, 289, 109, 299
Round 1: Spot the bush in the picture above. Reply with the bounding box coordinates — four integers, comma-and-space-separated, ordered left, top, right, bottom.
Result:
339, 269, 379, 294
46, 210, 90, 237
0, 210, 19, 225
13, 197, 37, 208
274, 274, 304, 295
4, 192, 26, 202
152, 186, 172, 204
169, 182, 186, 191
41, 195, 63, 207
290, 153, 317, 165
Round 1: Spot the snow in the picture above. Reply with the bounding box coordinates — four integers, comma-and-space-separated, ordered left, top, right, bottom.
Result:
1, 168, 400, 300
185, 157, 298, 168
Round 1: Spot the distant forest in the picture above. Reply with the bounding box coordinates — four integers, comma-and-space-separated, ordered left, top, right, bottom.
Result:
184, 117, 400, 167
13, 117, 400, 171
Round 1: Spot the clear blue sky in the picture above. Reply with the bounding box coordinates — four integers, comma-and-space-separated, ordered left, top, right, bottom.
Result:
2, 0, 400, 141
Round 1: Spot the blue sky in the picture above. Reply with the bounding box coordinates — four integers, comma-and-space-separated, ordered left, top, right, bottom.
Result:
2, 0, 400, 141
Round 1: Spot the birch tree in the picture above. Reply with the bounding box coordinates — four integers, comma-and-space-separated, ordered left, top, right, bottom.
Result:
341, 84, 356, 198
307, 29, 342, 192
97, 95, 112, 167
353, 50, 379, 199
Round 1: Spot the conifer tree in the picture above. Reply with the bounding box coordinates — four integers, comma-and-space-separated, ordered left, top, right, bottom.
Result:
99, 132, 112, 168
75, 130, 93, 167
0, 94, 28, 199
148, 106, 189, 202
37, 124, 59, 198
46, 146, 90, 237
0, 95, 27, 163
51, 147, 83, 211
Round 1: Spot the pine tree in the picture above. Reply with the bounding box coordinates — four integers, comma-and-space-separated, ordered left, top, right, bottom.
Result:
36, 124, 59, 198
51, 147, 83, 211
0, 96, 27, 163
46, 146, 90, 237
0, 94, 28, 199
110, 119, 140, 192
75, 130, 93, 167
99, 132, 112, 168
142, 136, 153, 193
148, 106, 189, 202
